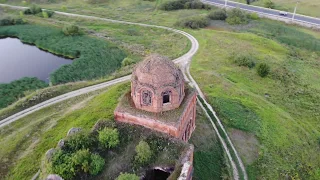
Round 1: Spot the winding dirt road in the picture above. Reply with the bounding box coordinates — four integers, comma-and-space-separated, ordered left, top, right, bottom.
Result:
0, 4, 247, 180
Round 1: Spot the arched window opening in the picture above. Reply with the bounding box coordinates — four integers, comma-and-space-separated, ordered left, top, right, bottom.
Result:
142, 90, 152, 106
162, 91, 171, 104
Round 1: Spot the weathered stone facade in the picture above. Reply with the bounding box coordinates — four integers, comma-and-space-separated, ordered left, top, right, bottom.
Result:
114, 54, 197, 142
131, 54, 185, 113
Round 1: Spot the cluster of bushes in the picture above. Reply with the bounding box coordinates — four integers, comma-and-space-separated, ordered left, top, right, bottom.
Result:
230, 53, 270, 77
175, 16, 209, 29
208, 8, 259, 25
0, 24, 127, 85
46, 120, 184, 179
0, 77, 48, 109
62, 24, 80, 36
0, 17, 25, 26
230, 53, 256, 68
48, 127, 120, 179
23, 4, 54, 18
160, 0, 211, 11
177, 8, 259, 29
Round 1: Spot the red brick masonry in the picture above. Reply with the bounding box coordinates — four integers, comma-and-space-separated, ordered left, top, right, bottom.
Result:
114, 91, 197, 142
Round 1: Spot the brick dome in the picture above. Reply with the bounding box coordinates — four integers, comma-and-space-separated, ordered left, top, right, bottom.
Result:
131, 54, 185, 113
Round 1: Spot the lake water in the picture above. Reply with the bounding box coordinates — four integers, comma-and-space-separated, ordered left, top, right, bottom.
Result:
0, 37, 72, 83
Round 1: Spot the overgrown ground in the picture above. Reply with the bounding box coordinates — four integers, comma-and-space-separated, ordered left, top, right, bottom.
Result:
0, 82, 226, 180
190, 20, 320, 179
234, 0, 320, 18
0, 83, 129, 179
190, 106, 230, 180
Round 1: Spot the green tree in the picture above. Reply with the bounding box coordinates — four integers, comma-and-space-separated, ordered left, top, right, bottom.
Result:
116, 173, 140, 180
264, 0, 275, 9
62, 24, 80, 36
135, 140, 152, 164
257, 63, 270, 77
98, 128, 120, 148
226, 8, 248, 25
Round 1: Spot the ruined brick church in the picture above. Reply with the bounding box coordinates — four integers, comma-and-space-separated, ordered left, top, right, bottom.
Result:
114, 54, 197, 141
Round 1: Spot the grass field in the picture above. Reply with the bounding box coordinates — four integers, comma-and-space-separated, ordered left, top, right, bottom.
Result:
190, 106, 230, 179
189, 20, 320, 179
234, 0, 320, 18
0, 83, 129, 179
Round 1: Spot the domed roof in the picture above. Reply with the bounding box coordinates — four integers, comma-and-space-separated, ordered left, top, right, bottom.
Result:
132, 54, 184, 88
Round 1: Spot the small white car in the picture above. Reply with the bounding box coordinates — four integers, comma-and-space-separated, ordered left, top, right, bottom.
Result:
279, 11, 288, 16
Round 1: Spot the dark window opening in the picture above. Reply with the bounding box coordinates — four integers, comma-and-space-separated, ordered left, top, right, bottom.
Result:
163, 94, 170, 104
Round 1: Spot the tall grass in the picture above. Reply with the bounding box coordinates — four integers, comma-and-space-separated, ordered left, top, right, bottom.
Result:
0, 77, 48, 109
0, 24, 127, 85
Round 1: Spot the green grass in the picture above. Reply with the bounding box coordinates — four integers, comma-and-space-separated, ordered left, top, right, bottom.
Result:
189, 21, 320, 179
0, 77, 48, 109
0, 83, 129, 179
190, 106, 230, 179
234, 0, 320, 18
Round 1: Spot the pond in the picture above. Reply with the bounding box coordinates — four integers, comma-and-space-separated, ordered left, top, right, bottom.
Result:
0, 37, 72, 83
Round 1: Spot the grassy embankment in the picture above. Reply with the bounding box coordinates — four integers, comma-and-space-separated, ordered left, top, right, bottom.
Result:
234, 0, 320, 18
0, 81, 226, 180
0, 83, 128, 179
190, 19, 320, 179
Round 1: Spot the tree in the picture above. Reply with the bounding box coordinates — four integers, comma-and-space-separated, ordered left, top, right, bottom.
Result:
257, 63, 270, 77
62, 24, 80, 36
135, 140, 152, 164
264, 0, 275, 9
98, 128, 120, 148
116, 173, 139, 180
226, 8, 249, 25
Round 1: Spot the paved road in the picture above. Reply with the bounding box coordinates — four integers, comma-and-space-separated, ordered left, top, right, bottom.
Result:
203, 0, 320, 26
0, 4, 247, 179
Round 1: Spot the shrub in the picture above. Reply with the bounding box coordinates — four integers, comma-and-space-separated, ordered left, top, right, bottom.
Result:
98, 128, 120, 149
72, 149, 92, 173
232, 53, 255, 68
257, 63, 270, 77
45, 10, 55, 18
116, 173, 140, 180
50, 150, 75, 179
121, 57, 135, 67
264, 0, 275, 9
89, 154, 105, 175
176, 16, 209, 29
62, 24, 80, 36
248, 13, 260, 20
50, 149, 105, 179
63, 132, 94, 152
135, 140, 152, 165
160, 0, 210, 11
208, 9, 227, 20
30, 4, 42, 14
0, 17, 14, 26
226, 8, 249, 25
42, 11, 49, 18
